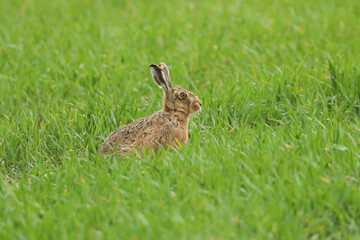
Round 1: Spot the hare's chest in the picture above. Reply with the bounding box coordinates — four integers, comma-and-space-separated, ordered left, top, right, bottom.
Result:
153, 112, 189, 146
167, 122, 188, 146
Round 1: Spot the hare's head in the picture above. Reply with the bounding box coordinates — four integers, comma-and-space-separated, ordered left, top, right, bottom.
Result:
149, 63, 202, 115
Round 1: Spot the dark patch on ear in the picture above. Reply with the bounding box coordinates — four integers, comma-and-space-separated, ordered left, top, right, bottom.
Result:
188, 133, 190, 139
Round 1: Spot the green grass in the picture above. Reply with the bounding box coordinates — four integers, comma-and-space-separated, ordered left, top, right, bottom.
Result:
1, 0, 360, 239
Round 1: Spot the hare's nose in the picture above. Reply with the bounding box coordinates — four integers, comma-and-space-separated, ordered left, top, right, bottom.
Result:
199, 103, 202, 107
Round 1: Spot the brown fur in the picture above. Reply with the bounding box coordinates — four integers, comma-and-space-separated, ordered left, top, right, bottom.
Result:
99, 63, 201, 156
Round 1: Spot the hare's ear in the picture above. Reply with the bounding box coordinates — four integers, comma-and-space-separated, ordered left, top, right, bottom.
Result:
149, 63, 172, 92
158, 62, 171, 87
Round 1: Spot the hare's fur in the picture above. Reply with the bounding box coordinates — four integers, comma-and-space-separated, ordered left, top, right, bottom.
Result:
99, 63, 201, 156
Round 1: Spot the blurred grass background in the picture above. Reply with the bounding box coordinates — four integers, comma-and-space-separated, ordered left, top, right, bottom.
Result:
0, 0, 360, 239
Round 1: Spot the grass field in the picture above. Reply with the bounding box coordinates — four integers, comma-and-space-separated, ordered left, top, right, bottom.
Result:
1, 0, 360, 239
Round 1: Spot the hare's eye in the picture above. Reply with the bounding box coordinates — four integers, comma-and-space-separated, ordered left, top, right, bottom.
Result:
180, 92, 187, 98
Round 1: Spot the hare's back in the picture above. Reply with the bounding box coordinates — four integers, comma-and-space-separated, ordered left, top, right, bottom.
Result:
98, 117, 146, 154
99, 111, 178, 154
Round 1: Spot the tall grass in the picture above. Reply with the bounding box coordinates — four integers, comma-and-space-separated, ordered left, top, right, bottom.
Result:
1, 0, 359, 239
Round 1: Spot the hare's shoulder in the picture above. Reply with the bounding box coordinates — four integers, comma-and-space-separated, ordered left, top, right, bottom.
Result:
118, 110, 177, 131
149, 110, 179, 127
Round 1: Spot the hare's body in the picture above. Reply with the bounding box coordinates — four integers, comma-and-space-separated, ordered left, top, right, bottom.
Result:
99, 63, 201, 156
99, 110, 189, 155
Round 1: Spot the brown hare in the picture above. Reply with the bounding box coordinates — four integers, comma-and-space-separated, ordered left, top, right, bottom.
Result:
99, 63, 202, 156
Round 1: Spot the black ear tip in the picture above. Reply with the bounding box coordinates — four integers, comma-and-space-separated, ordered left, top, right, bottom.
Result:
149, 64, 159, 69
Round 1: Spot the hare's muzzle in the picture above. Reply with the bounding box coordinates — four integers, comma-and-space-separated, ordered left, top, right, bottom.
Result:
192, 99, 202, 113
